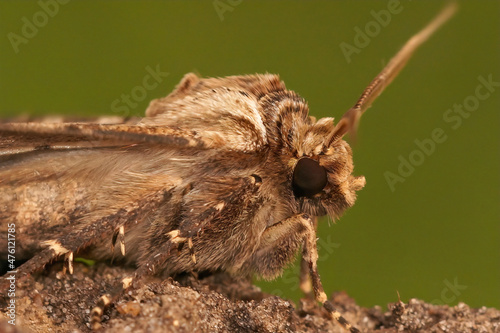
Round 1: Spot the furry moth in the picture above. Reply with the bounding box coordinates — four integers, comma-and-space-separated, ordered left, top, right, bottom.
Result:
0, 4, 456, 332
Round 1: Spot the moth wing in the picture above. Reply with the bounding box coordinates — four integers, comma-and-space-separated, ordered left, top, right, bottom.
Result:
0, 121, 188, 262
0, 120, 207, 161
142, 73, 288, 152
0, 115, 202, 256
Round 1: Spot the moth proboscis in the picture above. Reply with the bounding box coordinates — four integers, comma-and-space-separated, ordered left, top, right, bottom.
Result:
0, 4, 456, 332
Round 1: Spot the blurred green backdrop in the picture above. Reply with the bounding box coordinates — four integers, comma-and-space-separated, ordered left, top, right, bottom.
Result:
1, 1, 498, 310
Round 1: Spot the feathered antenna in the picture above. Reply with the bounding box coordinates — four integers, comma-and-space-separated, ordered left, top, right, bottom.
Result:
324, 2, 457, 149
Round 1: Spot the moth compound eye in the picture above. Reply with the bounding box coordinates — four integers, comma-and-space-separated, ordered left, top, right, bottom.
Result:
292, 158, 328, 198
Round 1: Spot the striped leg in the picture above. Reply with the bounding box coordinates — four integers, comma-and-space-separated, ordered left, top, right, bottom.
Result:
299, 216, 317, 297
90, 229, 188, 330
300, 215, 360, 333
90, 275, 135, 330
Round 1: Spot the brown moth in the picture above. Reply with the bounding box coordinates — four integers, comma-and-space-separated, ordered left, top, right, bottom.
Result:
0, 4, 456, 332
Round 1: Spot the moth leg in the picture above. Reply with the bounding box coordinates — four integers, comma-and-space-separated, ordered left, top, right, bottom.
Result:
0, 238, 77, 292
64, 251, 74, 275
299, 216, 317, 297
301, 218, 360, 333
0, 243, 65, 291
109, 225, 126, 264
90, 229, 186, 330
9, 218, 115, 285
187, 237, 196, 264
90, 229, 188, 330
4, 217, 114, 286
250, 214, 360, 333
90, 275, 134, 330
118, 225, 126, 256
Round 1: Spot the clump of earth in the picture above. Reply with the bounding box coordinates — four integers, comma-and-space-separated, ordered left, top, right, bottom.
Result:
1, 262, 499, 332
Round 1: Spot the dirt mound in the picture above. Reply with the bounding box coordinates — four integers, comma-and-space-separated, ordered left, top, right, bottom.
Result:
1, 262, 499, 332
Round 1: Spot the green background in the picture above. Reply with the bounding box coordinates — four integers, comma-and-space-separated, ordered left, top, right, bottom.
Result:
1, 1, 498, 310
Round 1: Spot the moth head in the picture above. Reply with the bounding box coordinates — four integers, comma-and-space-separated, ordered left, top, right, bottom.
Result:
289, 118, 365, 219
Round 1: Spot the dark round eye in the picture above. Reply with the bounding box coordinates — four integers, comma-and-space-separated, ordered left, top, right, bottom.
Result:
292, 158, 328, 198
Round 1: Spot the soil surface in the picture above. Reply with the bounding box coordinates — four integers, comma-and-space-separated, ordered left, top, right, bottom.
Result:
1, 262, 499, 332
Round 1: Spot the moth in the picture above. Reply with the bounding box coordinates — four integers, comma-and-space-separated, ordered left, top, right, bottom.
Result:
0, 4, 455, 332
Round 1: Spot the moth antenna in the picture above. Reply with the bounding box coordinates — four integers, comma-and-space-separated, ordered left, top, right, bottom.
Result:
324, 2, 457, 148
